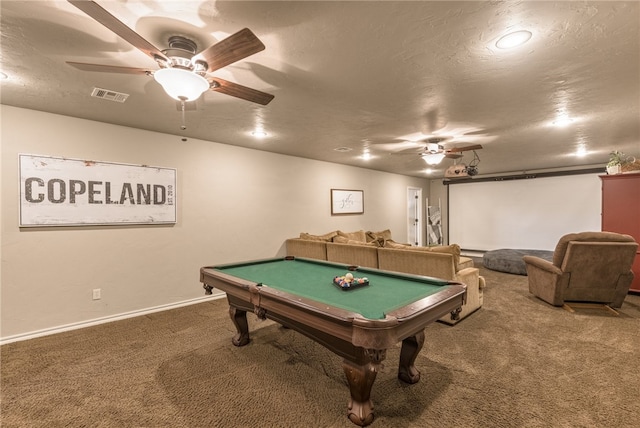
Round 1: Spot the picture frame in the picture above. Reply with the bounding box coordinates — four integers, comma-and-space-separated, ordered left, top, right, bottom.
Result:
19, 154, 177, 227
331, 189, 364, 215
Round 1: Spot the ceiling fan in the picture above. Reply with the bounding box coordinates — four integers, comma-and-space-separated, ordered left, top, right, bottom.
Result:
66, 0, 274, 106
389, 137, 483, 165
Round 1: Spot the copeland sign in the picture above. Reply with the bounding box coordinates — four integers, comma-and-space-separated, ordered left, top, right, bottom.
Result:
19, 154, 177, 226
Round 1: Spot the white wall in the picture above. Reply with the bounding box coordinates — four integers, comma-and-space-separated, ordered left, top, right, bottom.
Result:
1, 106, 428, 339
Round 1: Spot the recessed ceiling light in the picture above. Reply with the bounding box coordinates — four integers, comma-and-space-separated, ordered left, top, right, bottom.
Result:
251, 130, 268, 138
552, 117, 575, 127
334, 147, 353, 152
575, 146, 588, 157
495, 30, 533, 49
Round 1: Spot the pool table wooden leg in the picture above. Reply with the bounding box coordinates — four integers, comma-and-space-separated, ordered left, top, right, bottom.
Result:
398, 331, 425, 384
343, 358, 378, 427
229, 306, 251, 347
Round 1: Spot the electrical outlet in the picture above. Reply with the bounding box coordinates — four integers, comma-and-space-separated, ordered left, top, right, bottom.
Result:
92, 288, 101, 300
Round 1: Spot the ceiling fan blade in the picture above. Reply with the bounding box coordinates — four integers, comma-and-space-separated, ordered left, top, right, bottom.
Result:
209, 78, 274, 105
195, 28, 265, 73
390, 148, 426, 155
445, 153, 463, 159
68, 0, 168, 62
374, 141, 423, 152
67, 61, 152, 75
447, 144, 483, 153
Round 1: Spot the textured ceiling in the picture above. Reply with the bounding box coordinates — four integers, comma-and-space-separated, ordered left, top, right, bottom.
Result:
1, 1, 639, 178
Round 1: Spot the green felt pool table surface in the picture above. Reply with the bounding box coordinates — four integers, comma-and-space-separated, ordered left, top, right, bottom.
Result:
214, 257, 451, 320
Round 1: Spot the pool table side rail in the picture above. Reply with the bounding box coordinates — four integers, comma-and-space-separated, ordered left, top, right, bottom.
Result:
349, 264, 454, 286
383, 284, 466, 321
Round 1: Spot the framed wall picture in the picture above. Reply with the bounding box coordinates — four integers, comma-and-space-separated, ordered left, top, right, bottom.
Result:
19, 154, 177, 227
331, 189, 364, 215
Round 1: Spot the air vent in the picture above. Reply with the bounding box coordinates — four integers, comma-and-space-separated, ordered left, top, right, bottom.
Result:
91, 87, 129, 103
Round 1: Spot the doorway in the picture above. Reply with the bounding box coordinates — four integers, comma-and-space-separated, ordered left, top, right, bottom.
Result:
407, 187, 423, 246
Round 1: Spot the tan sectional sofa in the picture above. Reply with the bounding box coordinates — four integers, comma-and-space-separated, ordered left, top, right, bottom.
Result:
286, 230, 485, 325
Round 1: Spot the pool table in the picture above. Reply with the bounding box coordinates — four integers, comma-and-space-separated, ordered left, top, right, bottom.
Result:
200, 256, 466, 426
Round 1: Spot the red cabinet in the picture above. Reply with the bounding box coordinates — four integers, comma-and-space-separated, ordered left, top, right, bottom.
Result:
601, 174, 640, 292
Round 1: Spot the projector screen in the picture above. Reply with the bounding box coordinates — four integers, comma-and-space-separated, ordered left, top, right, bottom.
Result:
448, 173, 602, 251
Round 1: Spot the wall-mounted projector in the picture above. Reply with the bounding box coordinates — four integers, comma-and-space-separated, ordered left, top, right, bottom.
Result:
445, 164, 479, 178
446, 164, 468, 178
445, 151, 481, 178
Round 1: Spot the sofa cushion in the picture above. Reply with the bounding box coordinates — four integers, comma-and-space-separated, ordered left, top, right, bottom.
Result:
336, 230, 367, 242
459, 256, 474, 270
286, 238, 328, 260
378, 247, 457, 279
299, 231, 338, 241
408, 244, 461, 271
383, 240, 411, 249
326, 242, 379, 268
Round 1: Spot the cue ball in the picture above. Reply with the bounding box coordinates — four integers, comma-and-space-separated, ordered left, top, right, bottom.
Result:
345, 273, 354, 281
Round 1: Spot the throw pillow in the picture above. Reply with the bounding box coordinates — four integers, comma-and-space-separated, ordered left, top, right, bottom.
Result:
332, 235, 378, 246
337, 230, 367, 242
409, 244, 461, 269
299, 231, 338, 241
366, 229, 393, 242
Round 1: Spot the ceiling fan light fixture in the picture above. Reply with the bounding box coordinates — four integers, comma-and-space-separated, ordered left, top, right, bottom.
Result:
425, 142, 444, 153
154, 68, 209, 101
422, 153, 446, 165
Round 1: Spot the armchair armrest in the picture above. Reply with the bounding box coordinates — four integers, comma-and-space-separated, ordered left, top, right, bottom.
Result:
456, 267, 479, 286
522, 256, 562, 275
438, 267, 482, 325
523, 255, 568, 306
456, 267, 480, 306
478, 275, 486, 289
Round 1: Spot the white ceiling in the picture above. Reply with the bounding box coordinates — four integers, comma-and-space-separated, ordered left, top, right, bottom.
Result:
1, 1, 639, 178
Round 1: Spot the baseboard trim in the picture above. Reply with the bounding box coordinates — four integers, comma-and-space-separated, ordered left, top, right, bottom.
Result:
0, 294, 226, 345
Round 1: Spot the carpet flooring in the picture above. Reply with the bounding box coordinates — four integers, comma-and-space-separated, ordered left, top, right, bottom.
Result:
2, 261, 639, 427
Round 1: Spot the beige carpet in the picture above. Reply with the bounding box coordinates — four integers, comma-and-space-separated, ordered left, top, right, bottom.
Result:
2, 262, 640, 427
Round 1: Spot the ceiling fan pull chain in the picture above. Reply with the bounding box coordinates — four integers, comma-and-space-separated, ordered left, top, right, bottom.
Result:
180, 98, 187, 130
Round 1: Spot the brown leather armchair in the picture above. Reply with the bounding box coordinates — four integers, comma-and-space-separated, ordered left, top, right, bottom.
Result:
523, 231, 638, 312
